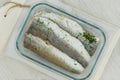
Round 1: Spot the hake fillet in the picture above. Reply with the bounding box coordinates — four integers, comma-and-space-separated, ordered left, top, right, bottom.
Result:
24, 33, 84, 74
27, 17, 90, 67
35, 11, 99, 56
35, 11, 84, 35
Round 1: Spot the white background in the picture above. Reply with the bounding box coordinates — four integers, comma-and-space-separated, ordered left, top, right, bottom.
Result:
0, 0, 120, 80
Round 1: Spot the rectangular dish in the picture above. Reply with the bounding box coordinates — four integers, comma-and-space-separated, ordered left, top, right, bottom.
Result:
16, 3, 106, 80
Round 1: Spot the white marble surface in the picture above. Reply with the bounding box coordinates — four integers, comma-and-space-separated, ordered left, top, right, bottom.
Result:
0, 0, 120, 80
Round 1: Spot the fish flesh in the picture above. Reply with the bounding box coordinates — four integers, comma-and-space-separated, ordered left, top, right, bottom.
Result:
35, 11, 99, 56
24, 33, 84, 74
27, 17, 90, 67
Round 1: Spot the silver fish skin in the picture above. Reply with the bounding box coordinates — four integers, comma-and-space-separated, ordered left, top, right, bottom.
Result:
24, 33, 84, 74
35, 11, 99, 56
27, 17, 90, 67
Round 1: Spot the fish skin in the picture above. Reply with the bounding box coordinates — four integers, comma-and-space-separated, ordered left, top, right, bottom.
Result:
36, 11, 99, 56
35, 11, 84, 37
27, 17, 90, 68
24, 33, 84, 74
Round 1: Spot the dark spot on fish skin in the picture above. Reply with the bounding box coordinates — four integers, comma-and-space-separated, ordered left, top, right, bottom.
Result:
48, 28, 52, 32
44, 40, 50, 45
73, 60, 77, 65
74, 63, 77, 65
4, 15, 7, 17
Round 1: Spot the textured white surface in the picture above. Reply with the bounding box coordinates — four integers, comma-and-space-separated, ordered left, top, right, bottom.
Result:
0, 0, 120, 80
0, 0, 26, 54
0, 56, 55, 80
60, 0, 120, 80
100, 38, 120, 80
